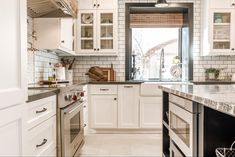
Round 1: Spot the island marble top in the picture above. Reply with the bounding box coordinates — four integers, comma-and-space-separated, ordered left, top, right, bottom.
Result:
159, 84, 235, 117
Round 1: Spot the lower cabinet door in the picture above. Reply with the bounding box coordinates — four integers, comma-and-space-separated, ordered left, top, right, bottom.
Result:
118, 85, 140, 128
140, 97, 162, 129
90, 95, 118, 128
0, 104, 26, 156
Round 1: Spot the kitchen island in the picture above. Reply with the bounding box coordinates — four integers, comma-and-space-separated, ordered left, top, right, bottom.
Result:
159, 84, 235, 157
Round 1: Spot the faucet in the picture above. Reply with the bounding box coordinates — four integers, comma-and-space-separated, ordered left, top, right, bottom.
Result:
131, 54, 137, 80
159, 48, 165, 81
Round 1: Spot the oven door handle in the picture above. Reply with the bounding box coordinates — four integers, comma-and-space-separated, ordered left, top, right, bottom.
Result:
64, 104, 81, 115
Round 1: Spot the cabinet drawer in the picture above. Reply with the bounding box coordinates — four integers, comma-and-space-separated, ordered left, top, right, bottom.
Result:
27, 116, 56, 157
90, 85, 117, 95
140, 83, 162, 96
27, 96, 56, 130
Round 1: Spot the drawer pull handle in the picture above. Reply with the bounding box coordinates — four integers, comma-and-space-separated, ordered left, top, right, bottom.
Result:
124, 86, 133, 88
36, 139, 47, 148
36, 108, 47, 114
100, 89, 109, 91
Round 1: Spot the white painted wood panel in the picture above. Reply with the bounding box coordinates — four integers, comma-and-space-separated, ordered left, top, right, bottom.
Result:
210, 0, 234, 9
0, 104, 26, 156
26, 116, 56, 157
118, 85, 139, 128
140, 83, 162, 96
78, 0, 96, 10
90, 95, 117, 128
90, 85, 117, 95
140, 97, 162, 129
60, 18, 74, 51
0, 0, 27, 109
96, 0, 117, 9
27, 96, 56, 130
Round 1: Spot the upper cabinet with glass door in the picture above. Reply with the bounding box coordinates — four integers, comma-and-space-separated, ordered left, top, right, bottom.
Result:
201, 0, 235, 56
77, 0, 117, 56
98, 11, 117, 53
78, 11, 96, 53
211, 11, 234, 53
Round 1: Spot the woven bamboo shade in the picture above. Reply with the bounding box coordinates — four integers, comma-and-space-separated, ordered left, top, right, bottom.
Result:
130, 13, 184, 28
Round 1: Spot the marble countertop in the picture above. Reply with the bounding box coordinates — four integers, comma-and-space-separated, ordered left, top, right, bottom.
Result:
159, 84, 235, 117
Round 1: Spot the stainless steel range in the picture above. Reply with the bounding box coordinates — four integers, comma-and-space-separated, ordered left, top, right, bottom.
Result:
57, 84, 85, 157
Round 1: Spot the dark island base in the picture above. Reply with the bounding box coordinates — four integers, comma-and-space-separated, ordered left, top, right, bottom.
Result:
203, 107, 235, 157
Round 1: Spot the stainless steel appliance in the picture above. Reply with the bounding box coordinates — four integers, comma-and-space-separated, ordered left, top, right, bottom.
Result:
57, 85, 85, 157
169, 94, 198, 157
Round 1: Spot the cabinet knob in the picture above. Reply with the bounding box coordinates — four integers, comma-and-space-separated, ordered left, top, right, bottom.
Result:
232, 48, 234, 51
93, 4, 96, 7
84, 124, 87, 127
97, 4, 100, 8
97, 48, 100, 51
61, 40, 65, 43
114, 98, 117, 100
94, 48, 97, 51
232, 3, 235, 6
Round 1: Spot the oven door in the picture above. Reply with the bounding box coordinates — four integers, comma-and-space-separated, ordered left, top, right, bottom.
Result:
61, 101, 84, 157
169, 102, 196, 157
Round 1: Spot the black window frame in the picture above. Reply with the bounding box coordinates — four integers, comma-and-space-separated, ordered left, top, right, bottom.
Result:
125, 3, 194, 81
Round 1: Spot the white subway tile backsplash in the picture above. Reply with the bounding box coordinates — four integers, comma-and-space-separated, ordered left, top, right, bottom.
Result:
27, 0, 235, 83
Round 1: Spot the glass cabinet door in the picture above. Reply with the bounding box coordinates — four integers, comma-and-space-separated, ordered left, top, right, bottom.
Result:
80, 12, 95, 51
212, 12, 232, 50
99, 12, 114, 51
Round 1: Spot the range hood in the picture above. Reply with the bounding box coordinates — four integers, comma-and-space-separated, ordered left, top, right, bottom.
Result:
27, 0, 78, 18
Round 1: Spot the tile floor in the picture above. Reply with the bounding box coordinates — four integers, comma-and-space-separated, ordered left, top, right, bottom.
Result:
79, 134, 162, 157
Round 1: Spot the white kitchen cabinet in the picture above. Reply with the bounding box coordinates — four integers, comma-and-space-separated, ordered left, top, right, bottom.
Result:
201, 0, 235, 56
78, 0, 117, 10
34, 18, 75, 56
27, 116, 56, 157
25, 96, 57, 157
90, 95, 118, 128
26, 96, 56, 130
118, 85, 140, 129
77, 10, 117, 56
210, 0, 235, 9
82, 85, 89, 134
77, 1, 117, 56
140, 97, 162, 129
0, 104, 27, 156
0, 0, 27, 156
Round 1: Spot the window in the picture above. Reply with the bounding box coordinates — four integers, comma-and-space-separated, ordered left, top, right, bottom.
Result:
125, 3, 194, 82
132, 28, 181, 81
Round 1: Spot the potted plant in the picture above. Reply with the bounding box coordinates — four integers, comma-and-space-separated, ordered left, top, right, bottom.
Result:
205, 68, 220, 80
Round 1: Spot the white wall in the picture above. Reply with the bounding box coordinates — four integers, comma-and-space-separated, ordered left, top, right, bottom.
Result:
28, 0, 235, 83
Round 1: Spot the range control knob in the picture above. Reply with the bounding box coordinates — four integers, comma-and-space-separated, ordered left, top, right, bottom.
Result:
75, 91, 80, 97
80, 91, 85, 97
72, 95, 77, 101
65, 94, 72, 101
64, 94, 69, 101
